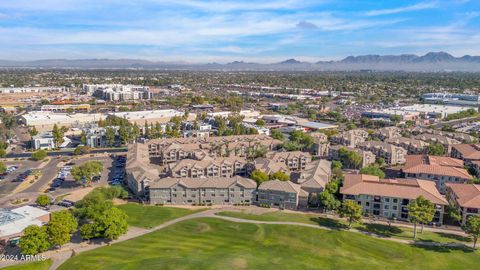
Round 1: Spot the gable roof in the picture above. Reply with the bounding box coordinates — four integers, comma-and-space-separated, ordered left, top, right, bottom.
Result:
341, 174, 447, 205
446, 183, 480, 208
452, 144, 480, 160
258, 180, 308, 196
402, 155, 471, 180
150, 176, 256, 189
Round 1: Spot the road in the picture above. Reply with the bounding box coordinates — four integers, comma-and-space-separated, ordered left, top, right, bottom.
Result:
427, 115, 480, 129
5, 147, 127, 159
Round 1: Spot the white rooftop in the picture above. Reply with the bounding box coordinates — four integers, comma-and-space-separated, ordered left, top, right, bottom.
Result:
108, 109, 184, 120
0, 206, 50, 238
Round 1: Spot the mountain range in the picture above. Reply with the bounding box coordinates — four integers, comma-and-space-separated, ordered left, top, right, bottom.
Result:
2, 52, 480, 71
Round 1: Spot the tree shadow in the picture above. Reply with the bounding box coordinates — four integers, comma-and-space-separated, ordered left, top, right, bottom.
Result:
412, 240, 474, 253
434, 232, 472, 243
356, 223, 403, 238
310, 217, 349, 230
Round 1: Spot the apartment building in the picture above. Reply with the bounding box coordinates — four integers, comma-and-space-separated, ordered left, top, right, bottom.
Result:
340, 174, 447, 224
328, 145, 376, 168
451, 144, 480, 163
265, 151, 312, 171
401, 155, 472, 193
257, 180, 309, 210
125, 143, 160, 196
149, 176, 256, 205
291, 159, 331, 195
446, 183, 480, 225
248, 158, 290, 175
412, 127, 477, 144
372, 127, 402, 140
167, 156, 247, 178
84, 84, 152, 101
330, 129, 368, 148
357, 141, 407, 165
414, 134, 461, 154
311, 132, 329, 157
386, 137, 429, 154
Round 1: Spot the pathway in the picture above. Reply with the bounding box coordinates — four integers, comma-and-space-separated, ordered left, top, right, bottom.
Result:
0, 208, 474, 270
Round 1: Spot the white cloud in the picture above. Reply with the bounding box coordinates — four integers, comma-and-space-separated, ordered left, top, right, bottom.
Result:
364, 1, 438, 16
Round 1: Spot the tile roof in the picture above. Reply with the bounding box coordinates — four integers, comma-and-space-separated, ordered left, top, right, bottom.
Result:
402, 155, 471, 179
452, 144, 480, 160
447, 183, 480, 208
341, 174, 447, 205
258, 180, 308, 197
150, 176, 256, 189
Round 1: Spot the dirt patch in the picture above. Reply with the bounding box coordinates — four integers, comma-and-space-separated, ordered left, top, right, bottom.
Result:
63, 187, 94, 202
231, 258, 248, 269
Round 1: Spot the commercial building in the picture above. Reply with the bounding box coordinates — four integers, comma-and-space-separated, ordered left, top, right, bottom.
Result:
340, 174, 447, 224
32, 132, 71, 150
401, 155, 472, 193
446, 183, 480, 225
107, 109, 194, 127
21, 111, 106, 131
149, 176, 256, 205
422, 93, 480, 107
0, 87, 66, 94
41, 104, 91, 113
257, 180, 309, 210
84, 84, 152, 101
362, 104, 471, 120
0, 206, 50, 246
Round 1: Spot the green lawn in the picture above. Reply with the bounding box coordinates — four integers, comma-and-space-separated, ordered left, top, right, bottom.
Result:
2, 259, 52, 270
57, 218, 478, 270
217, 211, 471, 244
116, 203, 205, 228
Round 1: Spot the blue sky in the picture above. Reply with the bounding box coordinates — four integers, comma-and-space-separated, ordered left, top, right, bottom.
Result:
0, 0, 479, 62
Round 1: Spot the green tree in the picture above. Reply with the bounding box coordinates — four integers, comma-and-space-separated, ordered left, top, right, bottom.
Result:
360, 165, 385, 179
0, 148, 6, 158
0, 161, 6, 174
19, 225, 50, 255
80, 131, 87, 145
47, 210, 78, 247
105, 127, 116, 147
269, 171, 290, 181
52, 124, 65, 148
118, 124, 131, 145
255, 119, 266, 126
318, 190, 340, 212
71, 161, 103, 185
339, 200, 362, 228
250, 170, 269, 185
132, 123, 140, 142
28, 126, 39, 137
463, 216, 480, 249
100, 207, 129, 240
73, 146, 91, 156
271, 129, 284, 141
428, 142, 446, 156
35, 194, 50, 207
31, 149, 48, 161
408, 196, 436, 238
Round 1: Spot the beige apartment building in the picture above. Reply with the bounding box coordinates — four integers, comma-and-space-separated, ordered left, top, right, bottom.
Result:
167, 156, 247, 178
330, 129, 368, 148
446, 183, 480, 225
311, 132, 330, 157
125, 143, 160, 196
372, 127, 402, 140
357, 141, 407, 165
265, 151, 312, 171
149, 176, 257, 205
386, 137, 429, 154
328, 145, 376, 168
414, 134, 461, 154
257, 180, 309, 210
340, 174, 447, 224
401, 155, 472, 193
412, 127, 476, 144
291, 159, 331, 195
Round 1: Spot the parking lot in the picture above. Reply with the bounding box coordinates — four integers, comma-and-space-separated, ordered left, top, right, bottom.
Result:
0, 160, 40, 197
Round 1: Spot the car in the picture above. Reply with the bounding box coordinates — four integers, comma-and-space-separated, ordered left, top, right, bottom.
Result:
58, 200, 74, 208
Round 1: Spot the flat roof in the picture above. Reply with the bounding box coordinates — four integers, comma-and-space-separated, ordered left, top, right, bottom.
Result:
0, 206, 49, 238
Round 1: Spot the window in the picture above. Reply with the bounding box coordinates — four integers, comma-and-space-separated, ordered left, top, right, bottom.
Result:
393, 198, 398, 203
384, 205, 389, 210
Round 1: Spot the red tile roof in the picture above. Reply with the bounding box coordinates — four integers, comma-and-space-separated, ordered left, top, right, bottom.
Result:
402, 155, 471, 180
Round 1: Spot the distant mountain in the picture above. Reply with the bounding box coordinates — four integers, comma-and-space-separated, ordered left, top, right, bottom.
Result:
2, 52, 480, 71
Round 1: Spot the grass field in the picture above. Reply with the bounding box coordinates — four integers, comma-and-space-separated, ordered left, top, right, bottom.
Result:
217, 210, 472, 244
57, 218, 479, 270
2, 259, 52, 270
116, 203, 205, 228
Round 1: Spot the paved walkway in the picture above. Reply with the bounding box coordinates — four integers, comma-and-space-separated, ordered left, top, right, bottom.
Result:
0, 208, 474, 270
